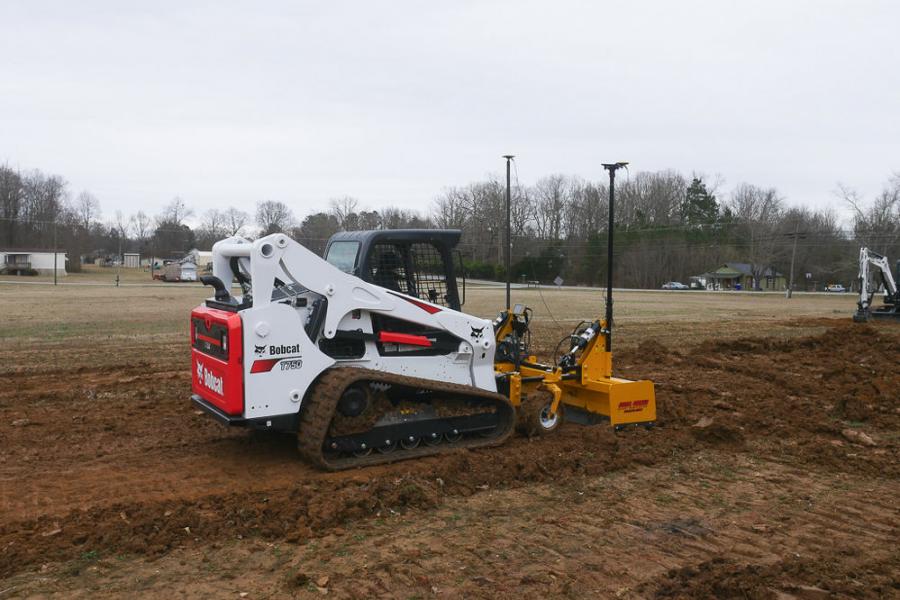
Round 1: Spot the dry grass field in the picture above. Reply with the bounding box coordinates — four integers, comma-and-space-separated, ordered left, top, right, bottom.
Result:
1, 281, 897, 599
0, 273, 858, 345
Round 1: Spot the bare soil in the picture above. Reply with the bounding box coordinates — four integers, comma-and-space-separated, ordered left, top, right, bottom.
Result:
0, 286, 896, 599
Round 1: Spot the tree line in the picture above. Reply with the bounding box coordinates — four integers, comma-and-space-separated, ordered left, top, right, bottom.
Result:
429, 169, 899, 289
1, 162, 898, 288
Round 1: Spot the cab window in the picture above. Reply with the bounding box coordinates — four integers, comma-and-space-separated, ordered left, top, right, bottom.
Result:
325, 241, 360, 274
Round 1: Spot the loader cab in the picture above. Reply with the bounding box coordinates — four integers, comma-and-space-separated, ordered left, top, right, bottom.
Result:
324, 229, 463, 311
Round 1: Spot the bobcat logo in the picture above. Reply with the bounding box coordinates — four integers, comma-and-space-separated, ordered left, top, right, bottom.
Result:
196, 361, 223, 394
470, 326, 485, 340
254, 344, 267, 356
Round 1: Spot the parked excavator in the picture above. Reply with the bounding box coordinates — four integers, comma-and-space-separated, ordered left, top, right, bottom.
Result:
853, 247, 900, 322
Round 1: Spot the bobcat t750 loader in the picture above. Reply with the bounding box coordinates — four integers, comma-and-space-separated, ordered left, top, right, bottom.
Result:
191, 229, 655, 470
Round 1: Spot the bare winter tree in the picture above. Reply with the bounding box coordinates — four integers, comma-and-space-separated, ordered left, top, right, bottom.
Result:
73, 191, 101, 230
160, 196, 193, 225
379, 206, 430, 230
329, 196, 360, 229
113, 210, 131, 239
130, 211, 152, 246
108, 210, 131, 259
729, 183, 785, 288
432, 187, 470, 229
562, 178, 606, 240
202, 209, 227, 236
113, 210, 130, 239
223, 206, 249, 236
776, 206, 849, 290
256, 200, 294, 235
0, 165, 24, 246
152, 197, 196, 256
467, 180, 505, 262
434, 177, 527, 268
838, 175, 900, 255
195, 208, 230, 248
531, 174, 568, 241
20, 172, 65, 225
617, 170, 686, 227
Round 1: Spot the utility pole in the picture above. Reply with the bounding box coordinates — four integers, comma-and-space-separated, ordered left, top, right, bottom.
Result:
601, 162, 628, 352
785, 225, 806, 299
52, 220, 58, 286
116, 231, 121, 287
503, 155, 515, 310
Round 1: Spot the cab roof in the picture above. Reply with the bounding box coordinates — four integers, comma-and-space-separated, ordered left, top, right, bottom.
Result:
327, 229, 462, 248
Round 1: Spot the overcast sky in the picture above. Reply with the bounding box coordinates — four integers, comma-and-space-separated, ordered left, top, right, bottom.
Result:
1, 1, 897, 225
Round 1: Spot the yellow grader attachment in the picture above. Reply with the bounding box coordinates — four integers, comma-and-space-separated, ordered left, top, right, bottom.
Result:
494, 162, 654, 434
494, 305, 655, 434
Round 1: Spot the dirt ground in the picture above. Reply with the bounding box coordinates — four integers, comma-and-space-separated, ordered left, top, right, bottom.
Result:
1, 284, 897, 599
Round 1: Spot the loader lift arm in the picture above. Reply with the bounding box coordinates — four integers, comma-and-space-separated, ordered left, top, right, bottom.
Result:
854, 247, 900, 322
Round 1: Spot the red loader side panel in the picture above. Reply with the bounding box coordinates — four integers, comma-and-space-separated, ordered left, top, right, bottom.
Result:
190, 306, 244, 415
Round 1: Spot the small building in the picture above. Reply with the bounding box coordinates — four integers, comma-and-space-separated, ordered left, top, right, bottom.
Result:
180, 262, 198, 281
0, 249, 67, 276
693, 262, 786, 291
123, 253, 141, 268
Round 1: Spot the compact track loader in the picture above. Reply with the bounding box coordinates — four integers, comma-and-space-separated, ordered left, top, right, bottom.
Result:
190, 228, 655, 470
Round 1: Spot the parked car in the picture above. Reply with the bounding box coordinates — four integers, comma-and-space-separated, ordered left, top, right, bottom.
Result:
662, 281, 689, 290
825, 283, 846, 293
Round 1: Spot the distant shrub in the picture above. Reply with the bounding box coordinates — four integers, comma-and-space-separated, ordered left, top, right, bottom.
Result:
463, 260, 499, 280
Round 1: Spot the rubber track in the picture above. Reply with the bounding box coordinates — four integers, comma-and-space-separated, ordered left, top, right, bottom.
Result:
297, 367, 515, 471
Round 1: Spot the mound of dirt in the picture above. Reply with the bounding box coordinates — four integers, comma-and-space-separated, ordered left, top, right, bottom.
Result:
690, 417, 745, 446
662, 322, 900, 475
644, 549, 898, 600
633, 339, 677, 364
831, 395, 873, 421
650, 557, 776, 599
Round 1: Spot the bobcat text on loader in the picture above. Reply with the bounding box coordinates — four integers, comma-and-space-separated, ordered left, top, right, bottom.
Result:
190, 229, 655, 470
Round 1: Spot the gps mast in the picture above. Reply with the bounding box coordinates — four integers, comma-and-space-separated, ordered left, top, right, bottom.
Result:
601, 162, 628, 351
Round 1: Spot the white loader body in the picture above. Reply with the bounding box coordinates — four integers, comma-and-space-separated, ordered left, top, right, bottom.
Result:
191, 233, 497, 427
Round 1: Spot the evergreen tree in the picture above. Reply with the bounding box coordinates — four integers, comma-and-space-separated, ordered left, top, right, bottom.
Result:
681, 177, 719, 225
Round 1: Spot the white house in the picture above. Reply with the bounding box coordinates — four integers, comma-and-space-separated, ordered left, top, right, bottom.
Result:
0, 249, 67, 276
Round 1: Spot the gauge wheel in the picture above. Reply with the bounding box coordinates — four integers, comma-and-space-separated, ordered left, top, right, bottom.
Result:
517, 390, 563, 437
